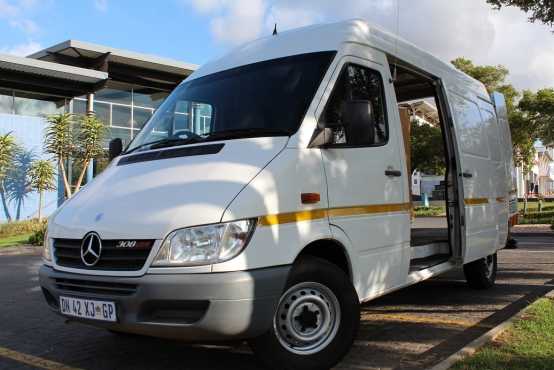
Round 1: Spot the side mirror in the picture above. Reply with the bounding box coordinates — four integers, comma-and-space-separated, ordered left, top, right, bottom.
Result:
109, 138, 123, 161
341, 100, 375, 145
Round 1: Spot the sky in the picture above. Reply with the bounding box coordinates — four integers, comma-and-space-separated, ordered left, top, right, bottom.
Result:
1, 0, 553, 91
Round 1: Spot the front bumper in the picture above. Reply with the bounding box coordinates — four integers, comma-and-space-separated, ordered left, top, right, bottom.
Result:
39, 265, 290, 341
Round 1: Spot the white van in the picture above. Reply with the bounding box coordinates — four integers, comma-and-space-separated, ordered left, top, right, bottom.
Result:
39, 20, 513, 370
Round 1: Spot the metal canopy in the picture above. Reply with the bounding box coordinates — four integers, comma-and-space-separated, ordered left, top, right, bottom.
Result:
29, 40, 198, 91
0, 53, 108, 97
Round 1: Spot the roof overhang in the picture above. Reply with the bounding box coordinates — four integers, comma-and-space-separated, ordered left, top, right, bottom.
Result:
0, 53, 108, 97
29, 40, 198, 91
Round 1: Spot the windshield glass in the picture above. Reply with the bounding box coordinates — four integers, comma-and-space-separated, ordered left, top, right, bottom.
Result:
126, 51, 336, 153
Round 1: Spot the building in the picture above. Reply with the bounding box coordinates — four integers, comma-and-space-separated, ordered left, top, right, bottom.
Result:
399, 100, 439, 127
0, 40, 196, 222
515, 142, 554, 199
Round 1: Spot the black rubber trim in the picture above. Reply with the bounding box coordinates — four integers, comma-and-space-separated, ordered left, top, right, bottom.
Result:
117, 143, 224, 166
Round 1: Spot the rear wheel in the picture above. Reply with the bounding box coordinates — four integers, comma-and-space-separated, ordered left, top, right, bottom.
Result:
249, 256, 359, 370
463, 253, 497, 289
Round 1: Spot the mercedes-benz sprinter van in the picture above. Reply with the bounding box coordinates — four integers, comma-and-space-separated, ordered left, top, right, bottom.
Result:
39, 20, 514, 370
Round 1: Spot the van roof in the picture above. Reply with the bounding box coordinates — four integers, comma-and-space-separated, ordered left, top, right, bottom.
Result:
189, 19, 489, 101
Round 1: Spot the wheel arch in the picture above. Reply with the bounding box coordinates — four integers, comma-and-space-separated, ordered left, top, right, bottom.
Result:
293, 238, 353, 282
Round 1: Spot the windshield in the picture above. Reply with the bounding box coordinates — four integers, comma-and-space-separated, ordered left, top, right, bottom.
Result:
126, 51, 336, 153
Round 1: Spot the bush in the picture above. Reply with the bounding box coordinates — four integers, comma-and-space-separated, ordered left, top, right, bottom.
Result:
414, 206, 445, 217
0, 219, 43, 238
28, 220, 47, 246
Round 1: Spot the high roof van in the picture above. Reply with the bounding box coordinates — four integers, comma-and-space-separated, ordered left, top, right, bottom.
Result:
39, 20, 514, 370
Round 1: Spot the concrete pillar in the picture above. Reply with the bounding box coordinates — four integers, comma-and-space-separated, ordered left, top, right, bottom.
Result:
86, 93, 94, 116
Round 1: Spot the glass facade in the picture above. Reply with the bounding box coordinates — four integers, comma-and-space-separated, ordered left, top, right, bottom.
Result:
72, 83, 169, 148
0, 89, 68, 116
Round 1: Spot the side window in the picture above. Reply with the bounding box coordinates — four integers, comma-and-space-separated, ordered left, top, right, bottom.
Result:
320, 63, 388, 146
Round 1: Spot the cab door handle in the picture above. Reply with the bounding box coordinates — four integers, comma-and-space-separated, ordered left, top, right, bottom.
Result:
385, 169, 402, 177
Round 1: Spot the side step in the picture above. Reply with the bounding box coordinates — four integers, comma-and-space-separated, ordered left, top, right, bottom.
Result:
410, 242, 450, 260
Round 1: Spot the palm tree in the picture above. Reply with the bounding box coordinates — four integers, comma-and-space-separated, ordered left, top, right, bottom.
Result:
0, 132, 17, 221
28, 160, 56, 220
73, 115, 107, 193
44, 113, 75, 198
5, 147, 36, 220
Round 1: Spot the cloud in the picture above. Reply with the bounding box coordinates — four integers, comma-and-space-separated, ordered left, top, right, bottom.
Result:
189, 0, 266, 45
94, 0, 108, 12
0, 0, 41, 34
185, 0, 554, 91
0, 0, 19, 18
1, 41, 42, 56
9, 19, 39, 34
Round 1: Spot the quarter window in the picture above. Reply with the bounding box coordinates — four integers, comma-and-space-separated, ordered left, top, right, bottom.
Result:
320, 64, 388, 146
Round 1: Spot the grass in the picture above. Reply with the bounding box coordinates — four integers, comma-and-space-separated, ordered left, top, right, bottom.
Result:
453, 298, 554, 370
518, 202, 554, 212
0, 233, 32, 248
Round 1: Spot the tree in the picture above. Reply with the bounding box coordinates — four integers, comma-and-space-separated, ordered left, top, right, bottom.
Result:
518, 88, 554, 145
43, 113, 108, 198
452, 58, 510, 93
411, 120, 446, 175
28, 160, 56, 220
0, 132, 17, 221
451, 57, 538, 170
5, 147, 36, 220
73, 115, 107, 193
487, 0, 554, 28
44, 113, 75, 198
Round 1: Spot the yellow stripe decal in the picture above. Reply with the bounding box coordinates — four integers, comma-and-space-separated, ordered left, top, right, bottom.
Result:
259, 209, 328, 226
0, 345, 82, 370
259, 203, 411, 226
496, 197, 506, 203
464, 198, 489, 205
327, 203, 411, 217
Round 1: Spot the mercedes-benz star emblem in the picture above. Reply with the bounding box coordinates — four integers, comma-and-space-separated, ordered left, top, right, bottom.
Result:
81, 232, 102, 267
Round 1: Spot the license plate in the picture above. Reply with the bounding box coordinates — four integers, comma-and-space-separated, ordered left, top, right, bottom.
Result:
59, 296, 117, 322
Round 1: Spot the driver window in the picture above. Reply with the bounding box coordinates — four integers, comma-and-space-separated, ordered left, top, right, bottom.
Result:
320, 63, 388, 146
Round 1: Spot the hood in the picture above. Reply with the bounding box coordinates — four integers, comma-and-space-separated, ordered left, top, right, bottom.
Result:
50, 137, 287, 240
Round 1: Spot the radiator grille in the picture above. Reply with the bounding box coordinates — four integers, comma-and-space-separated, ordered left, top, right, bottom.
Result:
54, 238, 154, 271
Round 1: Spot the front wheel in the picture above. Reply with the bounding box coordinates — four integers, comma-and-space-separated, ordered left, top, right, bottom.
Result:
463, 253, 497, 289
249, 256, 359, 370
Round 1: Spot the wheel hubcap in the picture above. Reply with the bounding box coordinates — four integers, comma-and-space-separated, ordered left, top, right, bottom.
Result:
274, 282, 341, 355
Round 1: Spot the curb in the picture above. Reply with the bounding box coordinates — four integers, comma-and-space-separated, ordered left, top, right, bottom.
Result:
512, 232, 553, 237
427, 290, 554, 370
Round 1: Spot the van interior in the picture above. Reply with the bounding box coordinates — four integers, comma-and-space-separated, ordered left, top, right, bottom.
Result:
389, 59, 459, 272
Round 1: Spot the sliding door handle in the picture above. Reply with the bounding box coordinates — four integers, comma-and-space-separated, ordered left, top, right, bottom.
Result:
462, 172, 473, 178
385, 169, 402, 177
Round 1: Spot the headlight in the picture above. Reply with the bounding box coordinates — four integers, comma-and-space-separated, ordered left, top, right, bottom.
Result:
42, 232, 52, 263
152, 219, 256, 267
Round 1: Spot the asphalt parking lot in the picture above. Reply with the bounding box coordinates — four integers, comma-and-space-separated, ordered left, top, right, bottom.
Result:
1, 234, 553, 370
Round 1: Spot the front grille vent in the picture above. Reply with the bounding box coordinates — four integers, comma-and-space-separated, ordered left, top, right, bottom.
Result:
54, 277, 137, 296
54, 238, 154, 271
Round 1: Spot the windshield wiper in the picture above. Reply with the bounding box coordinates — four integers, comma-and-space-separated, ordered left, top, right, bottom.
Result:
124, 128, 290, 155
124, 137, 203, 155
201, 128, 291, 141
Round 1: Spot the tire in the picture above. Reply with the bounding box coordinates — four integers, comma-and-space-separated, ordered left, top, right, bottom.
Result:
463, 253, 497, 289
249, 256, 360, 370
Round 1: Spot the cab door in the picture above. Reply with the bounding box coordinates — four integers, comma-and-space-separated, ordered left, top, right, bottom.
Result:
316, 55, 409, 300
